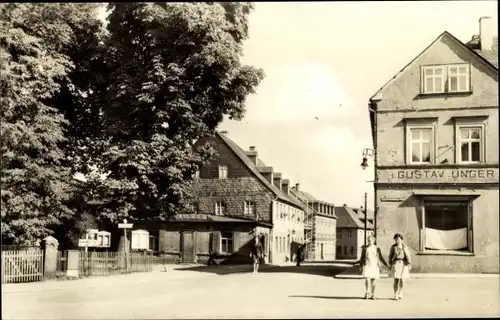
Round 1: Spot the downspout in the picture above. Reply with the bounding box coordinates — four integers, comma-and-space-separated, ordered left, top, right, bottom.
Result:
369, 100, 378, 239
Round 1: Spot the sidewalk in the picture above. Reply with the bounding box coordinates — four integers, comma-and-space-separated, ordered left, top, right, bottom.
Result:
334, 265, 500, 279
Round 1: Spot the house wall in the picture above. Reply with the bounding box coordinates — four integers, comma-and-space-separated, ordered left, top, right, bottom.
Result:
336, 228, 359, 259
373, 34, 499, 273
313, 215, 337, 261
147, 223, 268, 265
376, 187, 499, 273
271, 200, 305, 264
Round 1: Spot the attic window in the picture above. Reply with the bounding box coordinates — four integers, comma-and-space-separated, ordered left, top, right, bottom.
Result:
421, 64, 471, 94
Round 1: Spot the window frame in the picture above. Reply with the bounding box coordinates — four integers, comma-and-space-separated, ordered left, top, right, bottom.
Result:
421, 63, 472, 94
244, 200, 255, 215
421, 65, 446, 94
220, 232, 234, 254
455, 119, 486, 164
215, 201, 226, 216
447, 64, 471, 93
407, 125, 435, 165
347, 230, 353, 239
418, 199, 474, 255
218, 165, 228, 179
404, 118, 438, 165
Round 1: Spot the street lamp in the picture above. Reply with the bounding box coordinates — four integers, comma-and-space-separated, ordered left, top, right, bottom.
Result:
361, 147, 377, 239
360, 148, 376, 170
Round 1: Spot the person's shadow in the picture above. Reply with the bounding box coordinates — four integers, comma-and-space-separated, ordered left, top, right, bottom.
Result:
289, 295, 393, 300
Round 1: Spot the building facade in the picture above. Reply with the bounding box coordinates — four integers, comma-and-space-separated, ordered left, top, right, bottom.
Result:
335, 205, 374, 260
139, 131, 305, 265
369, 21, 498, 273
289, 185, 337, 261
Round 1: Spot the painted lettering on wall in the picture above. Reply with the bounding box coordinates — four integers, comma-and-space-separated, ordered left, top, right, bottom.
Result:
394, 169, 495, 180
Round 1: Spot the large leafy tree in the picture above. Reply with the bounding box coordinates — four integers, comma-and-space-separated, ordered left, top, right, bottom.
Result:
0, 4, 103, 245
96, 3, 264, 223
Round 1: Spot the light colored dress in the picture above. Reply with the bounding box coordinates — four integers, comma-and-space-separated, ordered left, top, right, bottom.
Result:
389, 245, 410, 280
362, 245, 381, 279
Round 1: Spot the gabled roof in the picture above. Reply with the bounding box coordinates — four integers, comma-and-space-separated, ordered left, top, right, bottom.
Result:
289, 188, 338, 219
215, 131, 303, 209
370, 31, 498, 101
335, 206, 374, 229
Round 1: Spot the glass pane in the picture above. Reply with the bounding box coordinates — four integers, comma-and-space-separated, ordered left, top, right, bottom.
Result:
434, 78, 443, 92
460, 128, 469, 139
422, 143, 431, 162
461, 142, 469, 161
434, 68, 443, 75
425, 78, 434, 92
449, 67, 457, 75
422, 129, 431, 141
471, 142, 480, 161
412, 143, 421, 162
411, 129, 420, 140
458, 66, 467, 73
449, 76, 458, 92
425, 68, 434, 76
470, 128, 480, 139
458, 76, 468, 91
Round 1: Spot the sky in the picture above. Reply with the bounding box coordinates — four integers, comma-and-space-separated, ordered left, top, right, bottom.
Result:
217, 1, 498, 209
94, 1, 498, 210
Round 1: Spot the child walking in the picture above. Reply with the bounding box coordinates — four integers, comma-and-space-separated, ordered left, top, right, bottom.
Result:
359, 235, 389, 300
388, 233, 411, 300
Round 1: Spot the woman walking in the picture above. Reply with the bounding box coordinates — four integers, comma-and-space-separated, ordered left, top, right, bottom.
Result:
388, 233, 411, 300
359, 235, 389, 300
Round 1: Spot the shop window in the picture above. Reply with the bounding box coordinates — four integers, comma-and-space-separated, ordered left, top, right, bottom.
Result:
421, 201, 472, 253
220, 232, 233, 254
349, 246, 354, 254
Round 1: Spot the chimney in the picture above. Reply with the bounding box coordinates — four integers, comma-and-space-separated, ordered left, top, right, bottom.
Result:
273, 172, 282, 190
245, 146, 258, 165
343, 204, 347, 207
479, 16, 494, 51
258, 166, 274, 184
282, 179, 290, 195
295, 183, 300, 192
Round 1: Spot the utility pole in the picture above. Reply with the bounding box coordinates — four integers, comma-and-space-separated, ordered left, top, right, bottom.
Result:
364, 192, 368, 248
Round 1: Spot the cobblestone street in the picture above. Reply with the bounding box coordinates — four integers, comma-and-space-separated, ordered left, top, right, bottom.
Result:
2, 265, 499, 319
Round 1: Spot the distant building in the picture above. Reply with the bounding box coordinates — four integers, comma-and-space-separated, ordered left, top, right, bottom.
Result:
290, 185, 337, 261
335, 205, 374, 260
368, 18, 498, 273
138, 131, 305, 265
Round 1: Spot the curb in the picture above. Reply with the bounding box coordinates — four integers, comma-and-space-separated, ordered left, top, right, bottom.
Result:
334, 273, 500, 279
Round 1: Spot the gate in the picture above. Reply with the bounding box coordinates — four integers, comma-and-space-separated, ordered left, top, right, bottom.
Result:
1, 247, 44, 283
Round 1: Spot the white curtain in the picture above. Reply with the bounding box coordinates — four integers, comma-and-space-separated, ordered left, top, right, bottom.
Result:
425, 227, 467, 250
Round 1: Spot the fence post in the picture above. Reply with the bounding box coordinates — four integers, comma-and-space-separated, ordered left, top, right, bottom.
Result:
42, 236, 59, 280
66, 250, 80, 277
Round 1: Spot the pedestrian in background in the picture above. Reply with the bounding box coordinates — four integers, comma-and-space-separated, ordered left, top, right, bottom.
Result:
388, 233, 411, 300
359, 235, 389, 300
296, 243, 306, 267
250, 236, 264, 273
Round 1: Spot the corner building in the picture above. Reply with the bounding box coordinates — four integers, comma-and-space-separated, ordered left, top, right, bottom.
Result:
368, 28, 498, 273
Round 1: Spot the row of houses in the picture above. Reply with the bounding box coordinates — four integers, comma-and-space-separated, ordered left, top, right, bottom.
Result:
122, 131, 372, 264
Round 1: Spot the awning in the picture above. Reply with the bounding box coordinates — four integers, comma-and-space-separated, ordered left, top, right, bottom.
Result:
413, 190, 481, 201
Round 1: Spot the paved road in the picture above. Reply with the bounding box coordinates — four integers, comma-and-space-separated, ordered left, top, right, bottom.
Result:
2, 265, 499, 319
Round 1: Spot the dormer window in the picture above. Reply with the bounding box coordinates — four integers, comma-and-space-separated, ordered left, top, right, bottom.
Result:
421, 64, 470, 94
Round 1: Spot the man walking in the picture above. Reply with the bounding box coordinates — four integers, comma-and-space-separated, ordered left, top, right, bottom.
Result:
250, 236, 264, 273
296, 243, 306, 267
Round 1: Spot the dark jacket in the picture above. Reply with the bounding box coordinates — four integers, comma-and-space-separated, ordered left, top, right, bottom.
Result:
359, 245, 389, 268
388, 244, 411, 266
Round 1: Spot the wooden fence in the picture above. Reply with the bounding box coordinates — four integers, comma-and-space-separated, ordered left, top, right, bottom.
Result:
57, 251, 153, 277
1, 247, 44, 284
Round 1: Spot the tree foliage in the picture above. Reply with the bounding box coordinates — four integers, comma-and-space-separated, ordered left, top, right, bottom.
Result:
0, 3, 103, 244
96, 3, 264, 222
1, 2, 263, 244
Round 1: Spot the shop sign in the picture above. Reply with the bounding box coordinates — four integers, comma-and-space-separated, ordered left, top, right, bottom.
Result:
379, 168, 498, 184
